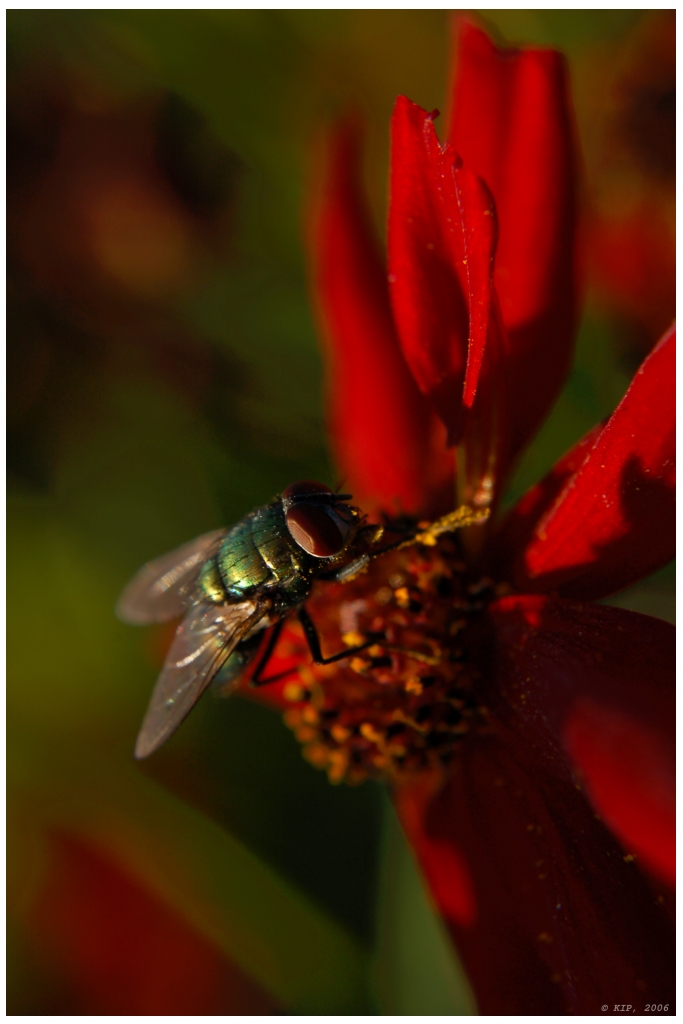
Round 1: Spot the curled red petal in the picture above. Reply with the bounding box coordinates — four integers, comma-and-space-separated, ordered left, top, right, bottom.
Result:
514, 325, 675, 598
396, 732, 673, 1013
388, 95, 510, 509
488, 594, 675, 887
453, 159, 498, 410
454, 296, 508, 516
387, 97, 469, 441
308, 117, 454, 518
448, 21, 578, 468
450, 160, 511, 511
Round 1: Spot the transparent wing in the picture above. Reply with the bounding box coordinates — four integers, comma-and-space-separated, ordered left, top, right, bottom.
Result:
116, 530, 225, 625
135, 598, 269, 759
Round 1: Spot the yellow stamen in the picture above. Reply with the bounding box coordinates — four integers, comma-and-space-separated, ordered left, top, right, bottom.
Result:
304, 743, 330, 768
407, 505, 490, 547
342, 630, 365, 647
295, 725, 318, 743
360, 721, 383, 743
284, 708, 302, 728
283, 682, 305, 702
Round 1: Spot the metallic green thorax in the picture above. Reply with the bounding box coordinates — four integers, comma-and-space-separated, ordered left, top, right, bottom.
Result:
198, 499, 314, 608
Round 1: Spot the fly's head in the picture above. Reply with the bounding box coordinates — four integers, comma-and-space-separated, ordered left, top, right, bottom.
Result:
281, 480, 380, 570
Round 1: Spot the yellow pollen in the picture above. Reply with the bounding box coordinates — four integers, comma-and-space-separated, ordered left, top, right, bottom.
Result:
327, 759, 348, 784
391, 708, 428, 733
299, 665, 316, 687
394, 587, 411, 608
283, 682, 305, 702
284, 708, 302, 728
360, 722, 383, 744
330, 723, 351, 743
387, 645, 441, 666
408, 505, 490, 546
301, 706, 319, 725
304, 743, 330, 768
405, 678, 423, 695
387, 742, 407, 757
342, 631, 365, 647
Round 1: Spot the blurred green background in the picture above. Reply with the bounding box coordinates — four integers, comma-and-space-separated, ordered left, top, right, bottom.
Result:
7, 10, 675, 1014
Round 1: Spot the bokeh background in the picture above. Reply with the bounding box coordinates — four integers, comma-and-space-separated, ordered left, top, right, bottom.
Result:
7, 9, 675, 1014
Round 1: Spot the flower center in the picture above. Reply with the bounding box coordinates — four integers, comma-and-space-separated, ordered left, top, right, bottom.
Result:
278, 536, 492, 784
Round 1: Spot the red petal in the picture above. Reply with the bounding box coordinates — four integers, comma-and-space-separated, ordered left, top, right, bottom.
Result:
27, 832, 279, 1014
488, 595, 675, 887
308, 118, 454, 517
564, 698, 676, 887
488, 422, 603, 576
387, 97, 469, 441
514, 325, 675, 598
588, 204, 676, 351
448, 21, 578, 468
396, 731, 674, 1014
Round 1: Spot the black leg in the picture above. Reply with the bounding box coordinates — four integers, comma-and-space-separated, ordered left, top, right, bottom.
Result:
298, 606, 382, 665
249, 618, 290, 686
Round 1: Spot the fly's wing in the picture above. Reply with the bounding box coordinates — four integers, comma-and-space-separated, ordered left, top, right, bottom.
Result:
116, 530, 225, 625
134, 598, 269, 759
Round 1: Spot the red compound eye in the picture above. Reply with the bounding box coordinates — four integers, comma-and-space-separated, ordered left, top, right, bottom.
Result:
282, 480, 332, 501
285, 503, 349, 557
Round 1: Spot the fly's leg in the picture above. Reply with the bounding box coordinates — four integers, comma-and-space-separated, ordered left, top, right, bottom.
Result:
248, 618, 293, 687
325, 553, 370, 584
325, 507, 491, 587
298, 606, 383, 665
250, 606, 439, 681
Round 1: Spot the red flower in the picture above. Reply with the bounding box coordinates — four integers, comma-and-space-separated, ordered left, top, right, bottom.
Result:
255, 22, 674, 1015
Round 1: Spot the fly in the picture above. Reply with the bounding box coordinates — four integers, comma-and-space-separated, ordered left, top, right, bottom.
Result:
117, 481, 386, 758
